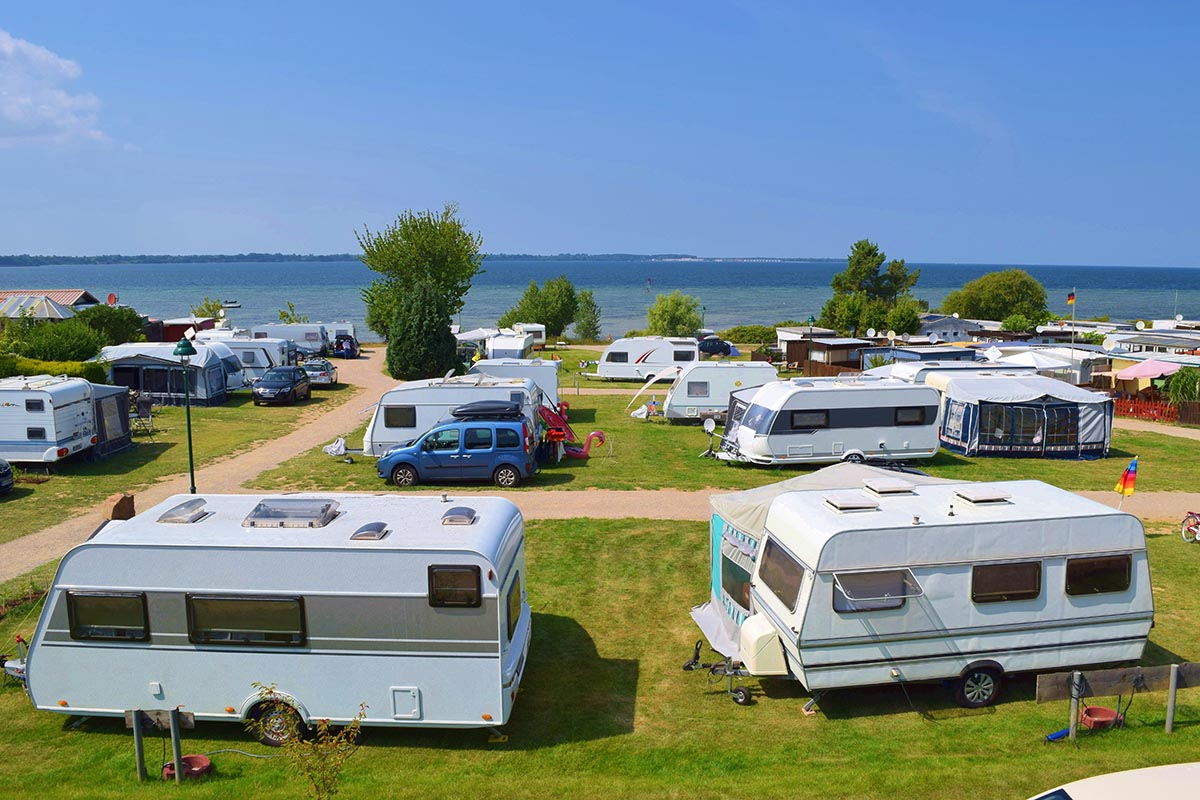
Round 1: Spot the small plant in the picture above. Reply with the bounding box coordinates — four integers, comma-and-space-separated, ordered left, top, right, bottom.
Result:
246, 682, 367, 800
189, 297, 225, 318
279, 301, 310, 324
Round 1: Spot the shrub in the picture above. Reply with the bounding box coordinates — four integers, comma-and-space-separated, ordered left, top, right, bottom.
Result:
717, 324, 776, 344
1, 318, 106, 362
75, 304, 146, 346
0, 356, 108, 383
646, 290, 703, 337
385, 279, 459, 379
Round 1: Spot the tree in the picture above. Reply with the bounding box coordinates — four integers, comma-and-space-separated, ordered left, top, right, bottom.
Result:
819, 239, 921, 335
572, 289, 602, 341
189, 297, 225, 318
1168, 367, 1200, 405
384, 279, 459, 380
0, 315, 106, 362
496, 274, 579, 337
278, 301, 309, 323
1001, 313, 1034, 332
646, 290, 703, 337
939, 269, 1049, 323
74, 304, 145, 346
885, 296, 923, 336
357, 203, 484, 340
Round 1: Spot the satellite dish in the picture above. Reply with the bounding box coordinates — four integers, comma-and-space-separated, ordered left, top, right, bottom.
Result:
929, 334, 940, 345
106, 292, 117, 306
886, 330, 897, 342
703, 418, 716, 434
218, 308, 226, 318
952, 312, 960, 319
1177, 314, 1185, 321
901, 333, 911, 343
866, 328, 877, 338
1135, 321, 1145, 330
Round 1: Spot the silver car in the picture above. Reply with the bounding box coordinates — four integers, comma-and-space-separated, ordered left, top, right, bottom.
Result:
301, 358, 339, 387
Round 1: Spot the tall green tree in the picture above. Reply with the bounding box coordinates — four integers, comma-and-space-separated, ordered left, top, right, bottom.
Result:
572, 289, 602, 340
278, 301, 310, 323
819, 239, 921, 335
496, 274, 579, 336
384, 279, 459, 380
646, 290, 703, 337
939, 269, 1049, 323
74, 304, 146, 346
357, 202, 484, 340
190, 297, 225, 318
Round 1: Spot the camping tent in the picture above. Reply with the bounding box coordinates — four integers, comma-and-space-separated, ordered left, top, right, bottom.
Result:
92, 343, 229, 406
931, 373, 1113, 459
693, 463, 963, 657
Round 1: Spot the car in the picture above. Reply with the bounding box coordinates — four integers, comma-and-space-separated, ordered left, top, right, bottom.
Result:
301, 358, 339, 387
0, 457, 13, 496
332, 334, 359, 359
377, 415, 536, 489
252, 366, 312, 405
698, 336, 733, 357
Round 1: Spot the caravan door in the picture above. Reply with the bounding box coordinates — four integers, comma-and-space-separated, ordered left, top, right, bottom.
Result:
417, 428, 463, 480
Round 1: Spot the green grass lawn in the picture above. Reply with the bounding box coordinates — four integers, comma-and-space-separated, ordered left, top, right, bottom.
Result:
0, 521, 1196, 800
247, 392, 1199, 495
0, 386, 355, 546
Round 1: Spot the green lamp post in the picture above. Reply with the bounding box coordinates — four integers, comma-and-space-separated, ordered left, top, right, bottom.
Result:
172, 337, 198, 494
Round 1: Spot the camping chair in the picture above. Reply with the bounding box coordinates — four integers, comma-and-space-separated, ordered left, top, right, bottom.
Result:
130, 394, 155, 438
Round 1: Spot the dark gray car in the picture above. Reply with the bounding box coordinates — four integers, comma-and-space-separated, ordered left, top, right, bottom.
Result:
252, 367, 312, 405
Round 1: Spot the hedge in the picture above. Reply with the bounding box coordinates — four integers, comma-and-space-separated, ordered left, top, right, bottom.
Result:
0, 356, 108, 384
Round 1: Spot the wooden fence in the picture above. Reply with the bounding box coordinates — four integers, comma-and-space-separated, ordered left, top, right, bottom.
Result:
1180, 401, 1200, 426
1114, 398, 1178, 423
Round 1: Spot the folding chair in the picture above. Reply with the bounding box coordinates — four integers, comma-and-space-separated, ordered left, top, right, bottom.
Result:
130, 395, 155, 438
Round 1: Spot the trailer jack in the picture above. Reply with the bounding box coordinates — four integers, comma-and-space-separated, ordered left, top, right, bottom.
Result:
683, 640, 753, 705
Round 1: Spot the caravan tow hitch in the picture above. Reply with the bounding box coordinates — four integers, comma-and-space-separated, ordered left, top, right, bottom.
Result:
682, 640, 753, 705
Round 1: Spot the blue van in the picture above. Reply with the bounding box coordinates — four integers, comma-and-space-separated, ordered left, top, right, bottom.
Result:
377, 416, 536, 488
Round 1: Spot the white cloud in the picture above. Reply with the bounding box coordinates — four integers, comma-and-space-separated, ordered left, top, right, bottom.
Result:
0, 28, 107, 147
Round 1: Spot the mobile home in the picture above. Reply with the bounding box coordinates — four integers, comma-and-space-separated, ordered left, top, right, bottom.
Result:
196, 332, 291, 380
589, 336, 698, 380
9, 493, 531, 738
469, 358, 561, 404
866, 360, 1036, 383
719, 377, 941, 465
662, 361, 778, 421
709, 479, 1152, 708
486, 333, 534, 360
0, 375, 95, 462
364, 373, 543, 457
251, 323, 330, 357
96, 343, 230, 406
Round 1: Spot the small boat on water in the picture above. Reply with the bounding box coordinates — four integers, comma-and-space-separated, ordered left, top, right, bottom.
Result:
222, 299, 241, 308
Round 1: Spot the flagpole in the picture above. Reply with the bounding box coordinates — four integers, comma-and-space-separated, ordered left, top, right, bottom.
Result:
1070, 286, 1076, 353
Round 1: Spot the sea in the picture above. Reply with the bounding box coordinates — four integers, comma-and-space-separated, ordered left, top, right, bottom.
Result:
1, 258, 1198, 338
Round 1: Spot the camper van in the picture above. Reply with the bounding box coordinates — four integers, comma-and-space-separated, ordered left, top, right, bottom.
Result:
8, 493, 531, 740
486, 333, 534, 360
469, 359, 561, 405
719, 377, 941, 465
0, 375, 95, 462
512, 323, 547, 350
364, 373, 543, 457
662, 361, 778, 421
709, 478, 1152, 708
196, 332, 292, 380
251, 323, 330, 358
589, 336, 699, 380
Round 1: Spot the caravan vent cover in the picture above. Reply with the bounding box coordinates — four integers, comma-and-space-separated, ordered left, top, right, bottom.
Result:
954, 486, 1012, 505
823, 491, 880, 513
863, 477, 916, 496
243, 499, 340, 528
350, 522, 389, 541
442, 506, 477, 526
158, 498, 210, 524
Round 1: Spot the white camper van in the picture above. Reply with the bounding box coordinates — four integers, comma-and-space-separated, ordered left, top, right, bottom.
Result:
589, 336, 699, 380
251, 323, 330, 357
715, 479, 1152, 708
487, 333, 534, 360
196, 332, 291, 380
663, 361, 778, 421
364, 373, 543, 457
0, 375, 96, 462
469, 358, 561, 404
719, 377, 941, 465
512, 323, 547, 350
9, 493, 531, 740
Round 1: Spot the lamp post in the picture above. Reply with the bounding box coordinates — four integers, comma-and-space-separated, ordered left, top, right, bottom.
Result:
173, 337, 198, 494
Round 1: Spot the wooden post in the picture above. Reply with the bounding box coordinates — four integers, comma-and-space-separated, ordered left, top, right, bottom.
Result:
132, 710, 146, 782
1166, 664, 1179, 734
1068, 671, 1082, 742
169, 708, 183, 784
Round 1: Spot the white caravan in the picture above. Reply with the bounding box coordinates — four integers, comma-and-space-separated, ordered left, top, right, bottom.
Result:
0, 375, 95, 462
662, 361, 778, 421
589, 336, 699, 380
724, 479, 1152, 708
201, 340, 248, 390
719, 377, 941, 465
196, 332, 292, 380
512, 323, 546, 350
9, 493, 530, 738
870, 360, 1037, 383
487, 333, 534, 360
364, 373, 543, 457
469, 358, 561, 404
250, 323, 330, 357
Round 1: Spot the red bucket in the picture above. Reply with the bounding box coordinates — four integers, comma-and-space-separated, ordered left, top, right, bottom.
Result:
1080, 706, 1122, 730
161, 754, 212, 780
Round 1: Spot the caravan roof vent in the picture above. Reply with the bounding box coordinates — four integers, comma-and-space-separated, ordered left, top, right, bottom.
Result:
350, 522, 389, 541
954, 486, 1012, 506
442, 506, 478, 526
823, 491, 880, 513
863, 477, 916, 496
158, 498, 210, 524
792, 380, 815, 388
243, 499, 340, 528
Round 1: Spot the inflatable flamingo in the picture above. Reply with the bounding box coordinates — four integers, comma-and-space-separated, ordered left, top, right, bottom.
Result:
564, 430, 606, 459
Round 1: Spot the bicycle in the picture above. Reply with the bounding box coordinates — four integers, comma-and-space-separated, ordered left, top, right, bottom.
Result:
1183, 511, 1200, 543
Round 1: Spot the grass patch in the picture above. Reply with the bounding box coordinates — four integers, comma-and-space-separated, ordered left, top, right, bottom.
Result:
0, 521, 1195, 799
0, 386, 356, 546
247, 393, 1199, 495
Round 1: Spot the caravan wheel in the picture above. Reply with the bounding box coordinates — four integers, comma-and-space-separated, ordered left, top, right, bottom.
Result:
249, 702, 308, 747
954, 667, 1002, 708
843, 452, 865, 464
731, 686, 752, 706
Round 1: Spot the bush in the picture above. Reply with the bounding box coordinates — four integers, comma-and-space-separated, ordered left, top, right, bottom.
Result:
75, 304, 146, 346
385, 279, 459, 380
646, 290, 703, 337
2, 318, 106, 362
0, 356, 108, 383
717, 324, 776, 344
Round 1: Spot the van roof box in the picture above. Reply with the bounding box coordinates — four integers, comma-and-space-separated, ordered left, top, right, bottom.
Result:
450, 400, 523, 420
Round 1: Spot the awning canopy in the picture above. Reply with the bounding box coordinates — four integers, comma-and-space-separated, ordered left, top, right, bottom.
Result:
999, 351, 1072, 370
1115, 359, 1183, 380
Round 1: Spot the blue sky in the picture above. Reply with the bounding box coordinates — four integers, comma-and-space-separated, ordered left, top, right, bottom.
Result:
1, 2, 1196, 265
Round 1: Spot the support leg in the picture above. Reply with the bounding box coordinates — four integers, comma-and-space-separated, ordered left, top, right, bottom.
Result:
487, 726, 509, 744
132, 711, 146, 783
802, 692, 823, 717
169, 708, 183, 784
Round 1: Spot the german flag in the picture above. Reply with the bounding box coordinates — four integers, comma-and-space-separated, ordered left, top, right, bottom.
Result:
1067, 291, 1076, 306
1114, 456, 1138, 496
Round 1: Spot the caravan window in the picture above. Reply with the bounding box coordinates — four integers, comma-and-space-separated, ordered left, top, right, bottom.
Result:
1011, 407, 1043, 446
304, 332, 320, 342
673, 350, 695, 362
758, 537, 806, 612
66, 592, 149, 642
428, 565, 482, 608
506, 572, 523, 641
790, 410, 829, 430
1045, 407, 1078, 445
742, 403, 774, 434
27, 427, 46, 440
832, 569, 921, 613
895, 406, 926, 426
187, 595, 306, 646
721, 555, 753, 610
241, 351, 257, 365
972, 562, 1042, 603
1066, 555, 1132, 596
384, 406, 417, 428
687, 381, 709, 397
25, 398, 44, 412
606, 351, 628, 363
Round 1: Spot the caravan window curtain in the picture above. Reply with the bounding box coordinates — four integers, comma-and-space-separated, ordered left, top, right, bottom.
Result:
187, 595, 306, 646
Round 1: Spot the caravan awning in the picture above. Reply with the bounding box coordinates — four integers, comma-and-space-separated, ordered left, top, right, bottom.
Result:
939, 375, 1111, 405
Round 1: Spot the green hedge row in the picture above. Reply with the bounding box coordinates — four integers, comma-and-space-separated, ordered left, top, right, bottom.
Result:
0, 355, 108, 384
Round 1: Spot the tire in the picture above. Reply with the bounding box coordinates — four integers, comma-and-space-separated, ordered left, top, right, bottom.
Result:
392, 464, 418, 487
1183, 513, 1200, 543
494, 465, 521, 488
954, 667, 1002, 708
250, 702, 307, 747
286, 391, 296, 406
731, 686, 752, 706
843, 452, 865, 464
